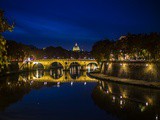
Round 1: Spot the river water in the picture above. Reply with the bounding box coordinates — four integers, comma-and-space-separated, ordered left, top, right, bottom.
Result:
0, 67, 160, 120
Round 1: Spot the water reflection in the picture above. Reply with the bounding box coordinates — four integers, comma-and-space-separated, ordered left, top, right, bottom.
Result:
70, 66, 81, 79
0, 70, 97, 113
33, 70, 44, 78
19, 69, 96, 83
92, 81, 160, 120
29, 65, 90, 81
0, 76, 58, 112
49, 68, 63, 79
1, 69, 160, 120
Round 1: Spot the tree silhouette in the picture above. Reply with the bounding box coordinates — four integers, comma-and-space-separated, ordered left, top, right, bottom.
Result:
0, 10, 14, 71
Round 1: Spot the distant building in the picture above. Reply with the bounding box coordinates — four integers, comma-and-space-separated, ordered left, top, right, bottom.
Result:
72, 43, 80, 52
119, 36, 126, 40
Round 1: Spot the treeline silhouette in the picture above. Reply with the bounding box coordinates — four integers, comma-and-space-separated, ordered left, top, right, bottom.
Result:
6, 40, 92, 61
91, 33, 160, 62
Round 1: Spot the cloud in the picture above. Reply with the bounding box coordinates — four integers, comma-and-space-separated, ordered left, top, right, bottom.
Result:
1, 0, 160, 51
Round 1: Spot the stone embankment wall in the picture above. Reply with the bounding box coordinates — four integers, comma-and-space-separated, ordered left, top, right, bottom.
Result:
101, 61, 160, 82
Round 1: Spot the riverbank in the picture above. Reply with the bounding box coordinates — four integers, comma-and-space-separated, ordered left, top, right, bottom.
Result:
100, 61, 160, 82
89, 72, 160, 89
0, 70, 31, 77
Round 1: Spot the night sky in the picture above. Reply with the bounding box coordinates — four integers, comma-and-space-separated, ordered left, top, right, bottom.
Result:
1, 0, 160, 51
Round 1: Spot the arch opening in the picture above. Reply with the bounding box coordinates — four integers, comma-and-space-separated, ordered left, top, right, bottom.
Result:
86, 63, 98, 72
33, 70, 44, 78
69, 62, 81, 79
50, 62, 64, 69
49, 62, 64, 79
33, 63, 44, 70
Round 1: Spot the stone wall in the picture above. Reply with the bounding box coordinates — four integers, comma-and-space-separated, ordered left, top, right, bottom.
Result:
101, 61, 160, 82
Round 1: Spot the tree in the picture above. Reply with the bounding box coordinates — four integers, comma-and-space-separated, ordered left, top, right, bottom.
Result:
92, 33, 160, 62
91, 39, 114, 63
0, 35, 7, 70
0, 10, 14, 71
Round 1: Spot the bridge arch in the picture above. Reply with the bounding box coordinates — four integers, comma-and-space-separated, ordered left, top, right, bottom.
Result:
69, 62, 82, 67
86, 62, 99, 72
21, 59, 98, 71
49, 62, 64, 69
33, 70, 44, 78
33, 62, 44, 70
49, 69, 63, 79
69, 62, 81, 79
86, 62, 98, 66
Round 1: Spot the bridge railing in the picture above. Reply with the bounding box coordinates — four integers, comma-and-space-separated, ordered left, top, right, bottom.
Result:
31, 58, 96, 61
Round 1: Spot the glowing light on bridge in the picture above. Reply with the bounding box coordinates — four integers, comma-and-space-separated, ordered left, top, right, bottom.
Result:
106, 90, 109, 94
146, 102, 149, 106
33, 62, 39, 64
28, 58, 31, 61
113, 96, 115, 100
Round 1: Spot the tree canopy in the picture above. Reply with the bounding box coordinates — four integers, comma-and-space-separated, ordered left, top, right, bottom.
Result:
91, 33, 160, 62
91, 39, 114, 63
0, 10, 14, 71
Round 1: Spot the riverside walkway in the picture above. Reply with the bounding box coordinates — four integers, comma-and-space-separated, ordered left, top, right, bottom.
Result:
90, 73, 160, 89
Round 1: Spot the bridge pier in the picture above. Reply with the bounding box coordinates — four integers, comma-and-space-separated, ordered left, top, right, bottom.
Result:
63, 65, 69, 71
43, 65, 50, 70
81, 65, 87, 71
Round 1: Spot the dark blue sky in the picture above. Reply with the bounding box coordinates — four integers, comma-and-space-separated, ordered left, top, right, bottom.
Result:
1, 0, 160, 51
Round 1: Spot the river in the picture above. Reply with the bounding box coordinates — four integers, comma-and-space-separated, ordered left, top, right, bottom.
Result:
0, 67, 160, 120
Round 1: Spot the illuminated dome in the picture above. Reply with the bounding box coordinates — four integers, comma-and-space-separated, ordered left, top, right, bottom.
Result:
73, 43, 80, 52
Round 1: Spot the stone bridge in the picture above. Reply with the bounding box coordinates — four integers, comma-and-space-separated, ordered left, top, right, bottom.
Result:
19, 59, 98, 70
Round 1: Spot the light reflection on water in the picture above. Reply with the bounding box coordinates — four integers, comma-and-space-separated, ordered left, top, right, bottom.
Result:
92, 81, 160, 120
0, 67, 160, 120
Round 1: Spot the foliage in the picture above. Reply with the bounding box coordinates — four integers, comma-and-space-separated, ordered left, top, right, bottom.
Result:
0, 10, 14, 71
0, 35, 8, 69
5, 40, 93, 61
91, 39, 114, 62
91, 33, 160, 62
